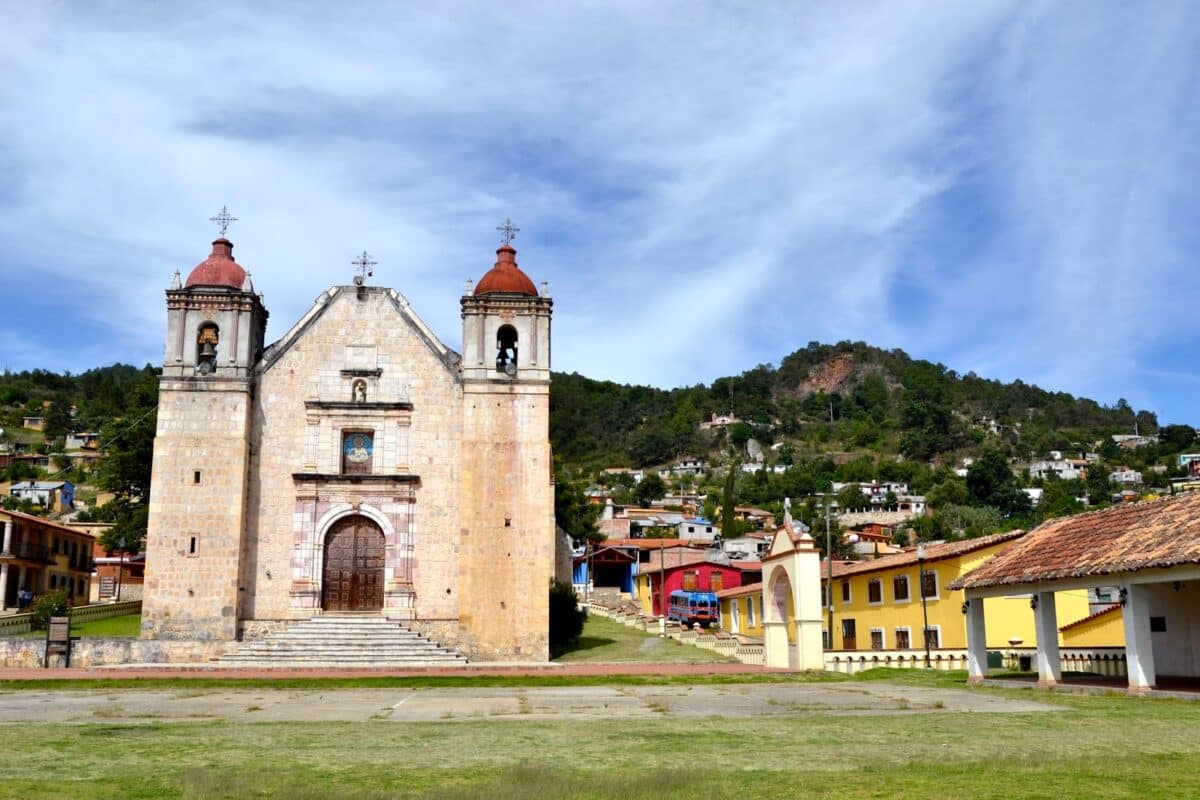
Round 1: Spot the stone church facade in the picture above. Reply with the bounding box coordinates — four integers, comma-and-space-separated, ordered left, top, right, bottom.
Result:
141, 234, 554, 661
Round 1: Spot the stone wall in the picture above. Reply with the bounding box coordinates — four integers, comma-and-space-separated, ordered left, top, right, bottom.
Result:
142, 380, 252, 641
244, 287, 463, 623
0, 637, 230, 668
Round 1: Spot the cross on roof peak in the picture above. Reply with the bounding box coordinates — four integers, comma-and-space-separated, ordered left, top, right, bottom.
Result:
352, 250, 377, 285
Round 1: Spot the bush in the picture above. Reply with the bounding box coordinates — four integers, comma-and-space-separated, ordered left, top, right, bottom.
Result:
549, 579, 585, 649
31, 589, 69, 631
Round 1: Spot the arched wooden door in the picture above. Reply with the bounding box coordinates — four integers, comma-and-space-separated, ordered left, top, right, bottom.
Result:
322, 516, 385, 611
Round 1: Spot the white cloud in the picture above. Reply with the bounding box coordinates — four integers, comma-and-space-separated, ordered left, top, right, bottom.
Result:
0, 2, 1196, 422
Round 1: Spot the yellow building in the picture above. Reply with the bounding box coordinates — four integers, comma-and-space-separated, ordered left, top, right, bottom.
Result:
717, 582, 764, 638
820, 530, 1095, 651
1059, 604, 1124, 647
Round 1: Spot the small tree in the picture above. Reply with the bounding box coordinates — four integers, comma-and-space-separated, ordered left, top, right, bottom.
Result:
548, 580, 585, 655
31, 589, 69, 630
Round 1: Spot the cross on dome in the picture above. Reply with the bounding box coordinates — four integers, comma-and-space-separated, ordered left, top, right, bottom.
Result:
209, 205, 238, 237
496, 217, 519, 246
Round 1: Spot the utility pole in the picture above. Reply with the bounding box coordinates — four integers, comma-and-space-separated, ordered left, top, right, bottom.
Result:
825, 494, 833, 648
918, 542, 931, 668
658, 540, 667, 635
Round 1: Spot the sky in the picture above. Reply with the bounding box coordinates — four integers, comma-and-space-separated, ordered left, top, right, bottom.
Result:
1, 2, 1198, 424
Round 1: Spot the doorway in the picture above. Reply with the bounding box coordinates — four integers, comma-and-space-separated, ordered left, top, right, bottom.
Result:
322, 516, 385, 611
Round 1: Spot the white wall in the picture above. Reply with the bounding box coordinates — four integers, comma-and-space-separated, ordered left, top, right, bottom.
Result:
1147, 580, 1200, 678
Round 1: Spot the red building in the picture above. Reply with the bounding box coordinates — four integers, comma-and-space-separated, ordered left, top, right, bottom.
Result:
638, 549, 755, 616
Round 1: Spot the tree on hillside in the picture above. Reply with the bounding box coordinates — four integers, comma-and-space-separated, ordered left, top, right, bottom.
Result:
1085, 464, 1114, 507
965, 449, 1031, 518
555, 472, 602, 543
634, 473, 666, 507
836, 483, 866, 513
720, 459, 739, 539
94, 368, 158, 553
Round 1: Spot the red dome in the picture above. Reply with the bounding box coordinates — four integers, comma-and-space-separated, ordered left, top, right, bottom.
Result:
474, 245, 538, 296
185, 238, 248, 289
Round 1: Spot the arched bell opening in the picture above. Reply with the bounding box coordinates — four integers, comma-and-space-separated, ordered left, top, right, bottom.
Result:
196, 323, 219, 374
496, 324, 518, 374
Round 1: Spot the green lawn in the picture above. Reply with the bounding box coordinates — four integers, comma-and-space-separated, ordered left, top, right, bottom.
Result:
16, 614, 141, 639
1, 687, 1199, 798
552, 614, 731, 663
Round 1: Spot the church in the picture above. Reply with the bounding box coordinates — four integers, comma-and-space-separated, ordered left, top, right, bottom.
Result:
140, 220, 555, 661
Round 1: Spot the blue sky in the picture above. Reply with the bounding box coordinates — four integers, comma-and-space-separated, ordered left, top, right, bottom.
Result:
1, 3, 1198, 424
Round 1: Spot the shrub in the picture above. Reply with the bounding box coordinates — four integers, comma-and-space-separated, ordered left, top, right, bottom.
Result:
548, 579, 585, 649
31, 589, 69, 631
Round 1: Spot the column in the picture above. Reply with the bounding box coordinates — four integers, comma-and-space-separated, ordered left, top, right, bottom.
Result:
1034, 591, 1061, 686
0, 563, 9, 611
1121, 583, 1157, 691
966, 597, 989, 684
1, 520, 11, 553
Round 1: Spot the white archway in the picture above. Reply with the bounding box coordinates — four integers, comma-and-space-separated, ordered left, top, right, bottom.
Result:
764, 563, 797, 668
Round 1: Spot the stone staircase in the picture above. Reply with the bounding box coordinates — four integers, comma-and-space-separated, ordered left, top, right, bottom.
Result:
213, 614, 469, 668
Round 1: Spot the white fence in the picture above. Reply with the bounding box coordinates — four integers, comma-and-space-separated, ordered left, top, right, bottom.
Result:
825, 646, 1127, 677
587, 601, 763, 665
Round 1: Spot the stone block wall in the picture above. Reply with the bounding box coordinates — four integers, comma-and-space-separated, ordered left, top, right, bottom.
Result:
142, 381, 251, 641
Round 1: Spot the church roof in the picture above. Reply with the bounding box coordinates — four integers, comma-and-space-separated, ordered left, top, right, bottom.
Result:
185, 238, 248, 289
474, 244, 538, 297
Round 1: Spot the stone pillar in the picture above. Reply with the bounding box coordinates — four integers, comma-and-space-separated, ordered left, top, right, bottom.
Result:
1, 520, 11, 553
1033, 591, 1061, 686
763, 620, 791, 669
0, 563, 9, 611
966, 597, 989, 684
1121, 583, 1157, 691
792, 539, 825, 672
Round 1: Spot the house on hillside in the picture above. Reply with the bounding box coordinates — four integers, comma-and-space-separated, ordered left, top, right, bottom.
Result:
9, 481, 74, 512
632, 550, 751, 616
676, 517, 717, 543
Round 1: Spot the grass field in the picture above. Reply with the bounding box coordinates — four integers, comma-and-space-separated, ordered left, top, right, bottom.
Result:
1, 682, 1199, 799
552, 614, 731, 663
15, 613, 141, 639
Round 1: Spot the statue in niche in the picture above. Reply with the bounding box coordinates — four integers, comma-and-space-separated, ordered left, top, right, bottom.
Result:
352, 379, 367, 403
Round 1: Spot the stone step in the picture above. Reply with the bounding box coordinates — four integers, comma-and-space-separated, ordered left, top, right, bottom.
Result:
214, 616, 468, 667
218, 652, 465, 662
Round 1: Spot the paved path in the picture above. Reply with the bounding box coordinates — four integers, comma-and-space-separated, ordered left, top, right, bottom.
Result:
0, 682, 1056, 724
0, 661, 773, 681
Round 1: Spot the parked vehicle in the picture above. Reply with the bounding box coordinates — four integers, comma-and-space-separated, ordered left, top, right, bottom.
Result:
667, 590, 719, 628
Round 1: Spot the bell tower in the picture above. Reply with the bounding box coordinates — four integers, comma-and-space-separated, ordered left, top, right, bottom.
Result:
142, 217, 268, 641
458, 224, 555, 659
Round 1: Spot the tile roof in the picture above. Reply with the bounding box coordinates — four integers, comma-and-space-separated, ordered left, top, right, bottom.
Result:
716, 581, 762, 599
825, 530, 1027, 580
602, 538, 692, 549
951, 491, 1200, 591
0, 509, 95, 538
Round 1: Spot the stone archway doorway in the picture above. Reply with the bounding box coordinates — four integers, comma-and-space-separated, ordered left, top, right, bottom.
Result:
322, 515, 385, 612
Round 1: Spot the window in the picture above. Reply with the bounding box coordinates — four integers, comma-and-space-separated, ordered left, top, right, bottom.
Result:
868, 579, 882, 605
893, 574, 910, 602
921, 569, 938, 599
822, 630, 831, 649
894, 627, 911, 649
682, 571, 698, 591
746, 596, 755, 627
709, 572, 723, 592
341, 430, 375, 475
841, 581, 851, 604
189, 536, 198, 556
193, 470, 202, 484
870, 629, 884, 650
923, 626, 940, 649
1150, 616, 1167, 633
